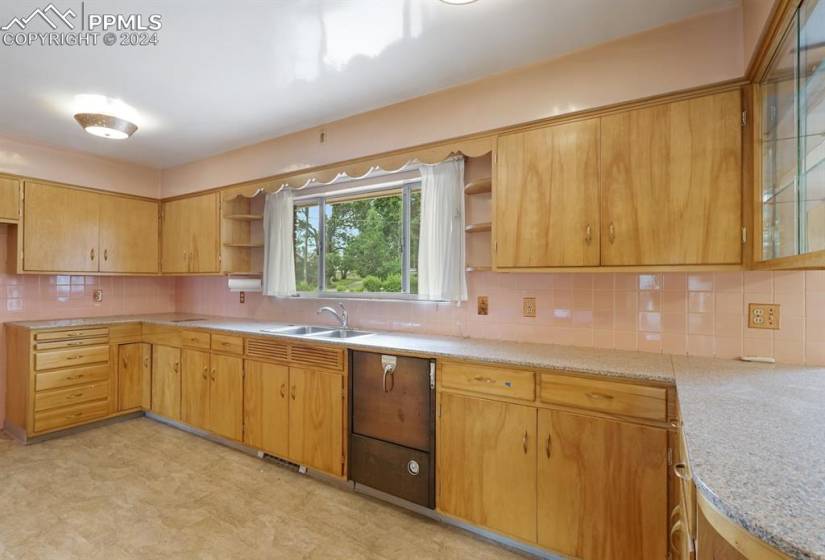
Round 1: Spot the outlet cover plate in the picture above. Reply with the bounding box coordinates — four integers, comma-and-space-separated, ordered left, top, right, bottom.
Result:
522, 297, 536, 318
748, 303, 780, 330
477, 296, 488, 316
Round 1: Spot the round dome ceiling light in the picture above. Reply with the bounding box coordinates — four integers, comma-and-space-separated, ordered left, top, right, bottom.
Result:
439, 0, 478, 4
73, 113, 138, 140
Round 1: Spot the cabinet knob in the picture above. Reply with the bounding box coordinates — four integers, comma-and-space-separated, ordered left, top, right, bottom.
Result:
90, 248, 95, 261
280, 383, 286, 398
202, 367, 208, 380
545, 433, 552, 459
608, 223, 616, 244
522, 430, 528, 454
585, 224, 593, 244
104, 249, 109, 262
210, 368, 216, 381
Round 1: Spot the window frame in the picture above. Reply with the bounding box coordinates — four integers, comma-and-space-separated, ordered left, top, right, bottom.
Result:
293, 178, 427, 300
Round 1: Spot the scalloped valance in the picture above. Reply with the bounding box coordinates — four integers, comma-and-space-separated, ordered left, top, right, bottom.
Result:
221, 135, 493, 201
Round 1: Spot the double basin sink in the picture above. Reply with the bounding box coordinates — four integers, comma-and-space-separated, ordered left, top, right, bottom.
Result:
261, 325, 374, 339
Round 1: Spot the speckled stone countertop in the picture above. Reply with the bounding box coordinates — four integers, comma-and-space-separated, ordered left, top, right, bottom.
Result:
9, 313, 825, 558
673, 356, 825, 560
7, 313, 675, 383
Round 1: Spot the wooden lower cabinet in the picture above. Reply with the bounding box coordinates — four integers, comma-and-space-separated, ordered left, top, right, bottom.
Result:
437, 392, 537, 543
209, 354, 243, 440
244, 360, 290, 458
288, 366, 344, 476
536, 409, 668, 559
181, 349, 210, 429
180, 349, 243, 441
151, 345, 181, 420
117, 342, 151, 411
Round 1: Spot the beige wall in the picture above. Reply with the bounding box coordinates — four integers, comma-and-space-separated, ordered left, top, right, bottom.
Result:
161, 5, 745, 197
743, 0, 779, 69
0, 136, 161, 198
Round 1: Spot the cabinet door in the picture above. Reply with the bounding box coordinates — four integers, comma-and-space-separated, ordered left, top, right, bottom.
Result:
601, 91, 742, 265
117, 342, 150, 411
151, 345, 181, 420
209, 353, 243, 440
181, 349, 210, 430
437, 392, 537, 543
288, 367, 343, 476
23, 182, 100, 272
161, 193, 220, 273
496, 118, 601, 267
99, 195, 159, 273
0, 176, 21, 221
244, 360, 289, 458
537, 409, 667, 559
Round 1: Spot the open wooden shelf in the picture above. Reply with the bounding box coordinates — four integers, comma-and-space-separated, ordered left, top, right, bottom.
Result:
465, 266, 492, 272
465, 222, 492, 233
223, 242, 264, 248
224, 214, 263, 221
464, 177, 492, 195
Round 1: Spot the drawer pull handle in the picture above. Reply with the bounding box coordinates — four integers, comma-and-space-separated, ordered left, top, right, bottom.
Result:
66, 354, 82, 360
673, 463, 690, 481
70, 392, 85, 398
65, 374, 83, 381
472, 376, 496, 384
66, 332, 81, 338
69, 412, 83, 418
585, 224, 593, 244
522, 430, 528, 454
545, 433, 552, 458
68, 341, 85, 346
669, 520, 683, 552
586, 392, 614, 401
280, 383, 286, 398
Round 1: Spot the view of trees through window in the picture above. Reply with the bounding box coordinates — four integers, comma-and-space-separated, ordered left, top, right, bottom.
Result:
293, 184, 421, 294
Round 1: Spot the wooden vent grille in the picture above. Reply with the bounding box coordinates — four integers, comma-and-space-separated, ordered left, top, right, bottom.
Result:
245, 338, 289, 363
290, 344, 344, 372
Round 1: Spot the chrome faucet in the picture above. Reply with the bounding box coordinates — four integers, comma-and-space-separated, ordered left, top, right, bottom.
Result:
317, 303, 349, 329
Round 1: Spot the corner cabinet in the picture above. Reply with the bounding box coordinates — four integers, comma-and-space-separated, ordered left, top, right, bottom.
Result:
494, 89, 743, 270
161, 192, 221, 273
21, 181, 159, 274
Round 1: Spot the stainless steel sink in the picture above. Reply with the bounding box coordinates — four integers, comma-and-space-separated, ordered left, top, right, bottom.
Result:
307, 329, 374, 339
261, 325, 333, 336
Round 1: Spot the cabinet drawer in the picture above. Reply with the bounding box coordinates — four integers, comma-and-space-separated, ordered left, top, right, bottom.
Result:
142, 324, 181, 346
35, 345, 109, 371
34, 399, 109, 433
109, 323, 141, 340
35, 381, 110, 412
539, 372, 666, 421
182, 330, 210, 349
34, 327, 109, 342
440, 362, 535, 401
211, 333, 243, 355
35, 336, 109, 351
35, 364, 111, 391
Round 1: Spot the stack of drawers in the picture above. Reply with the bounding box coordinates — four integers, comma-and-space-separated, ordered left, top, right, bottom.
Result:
32, 327, 112, 433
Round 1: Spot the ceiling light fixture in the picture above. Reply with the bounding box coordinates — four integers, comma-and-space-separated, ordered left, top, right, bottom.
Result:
74, 112, 138, 140
439, 0, 478, 4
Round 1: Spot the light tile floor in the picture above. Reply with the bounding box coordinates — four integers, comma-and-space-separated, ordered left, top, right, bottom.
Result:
0, 418, 526, 559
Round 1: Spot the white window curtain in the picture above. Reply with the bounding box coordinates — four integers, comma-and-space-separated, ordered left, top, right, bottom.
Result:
418, 158, 467, 302
262, 188, 297, 297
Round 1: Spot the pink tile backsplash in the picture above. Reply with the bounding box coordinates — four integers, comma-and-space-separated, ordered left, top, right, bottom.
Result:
175, 270, 825, 367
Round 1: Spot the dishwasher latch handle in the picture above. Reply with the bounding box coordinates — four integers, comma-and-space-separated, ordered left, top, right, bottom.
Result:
381, 355, 397, 393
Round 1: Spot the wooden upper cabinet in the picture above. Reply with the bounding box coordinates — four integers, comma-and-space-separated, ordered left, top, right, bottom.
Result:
23, 182, 100, 272
161, 193, 220, 273
600, 90, 743, 266
537, 409, 667, 559
99, 195, 159, 273
437, 392, 537, 543
496, 118, 600, 267
0, 176, 21, 222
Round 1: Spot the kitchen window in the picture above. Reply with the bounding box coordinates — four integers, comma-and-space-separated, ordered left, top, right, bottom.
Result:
293, 180, 422, 297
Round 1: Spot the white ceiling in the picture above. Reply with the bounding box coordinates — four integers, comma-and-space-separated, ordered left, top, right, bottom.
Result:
0, 0, 737, 169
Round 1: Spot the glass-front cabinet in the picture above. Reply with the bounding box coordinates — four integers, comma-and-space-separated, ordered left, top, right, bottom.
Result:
761, 0, 825, 262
